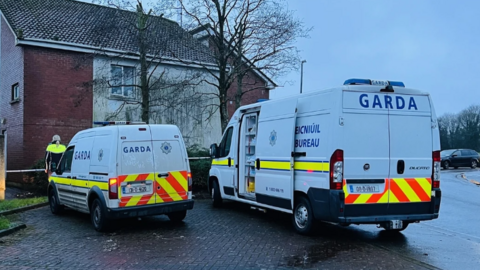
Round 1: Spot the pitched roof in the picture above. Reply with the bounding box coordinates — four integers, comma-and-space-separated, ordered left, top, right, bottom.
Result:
0, 0, 215, 64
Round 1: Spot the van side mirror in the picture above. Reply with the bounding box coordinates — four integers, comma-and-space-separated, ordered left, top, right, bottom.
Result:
210, 144, 218, 158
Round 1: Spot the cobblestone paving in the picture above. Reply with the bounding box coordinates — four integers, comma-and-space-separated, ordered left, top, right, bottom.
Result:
0, 200, 434, 269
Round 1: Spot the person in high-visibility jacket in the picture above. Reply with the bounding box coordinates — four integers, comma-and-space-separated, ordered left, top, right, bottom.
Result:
45, 135, 66, 175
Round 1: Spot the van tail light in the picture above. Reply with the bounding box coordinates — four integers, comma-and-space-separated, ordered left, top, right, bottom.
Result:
187, 172, 192, 192
330, 149, 344, 190
109, 178, 118, 199
432, 151, 441, 189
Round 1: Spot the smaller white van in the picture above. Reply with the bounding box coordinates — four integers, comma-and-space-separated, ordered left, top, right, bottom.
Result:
48, 121, 194, 231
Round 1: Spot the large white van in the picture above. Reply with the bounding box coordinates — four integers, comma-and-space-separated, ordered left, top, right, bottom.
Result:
48, 122, 194, 231
209, 78, 442, 235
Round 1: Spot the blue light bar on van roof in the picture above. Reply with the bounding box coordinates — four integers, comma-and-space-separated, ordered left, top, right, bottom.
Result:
93, 121, 146, 126
343, 78, 405, 87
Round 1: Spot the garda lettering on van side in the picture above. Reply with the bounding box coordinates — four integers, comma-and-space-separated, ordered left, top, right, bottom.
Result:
123, 146, 152, 153
74, 151, 91, 160
359, 94, 418, 110
295, 124, 320, 148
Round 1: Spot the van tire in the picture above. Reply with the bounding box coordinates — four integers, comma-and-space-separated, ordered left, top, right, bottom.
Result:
212, 180, 223, 207
167, 210, 187, 223
49, 188, 64, 215
90, 198, 109, 232
292, 196, 314, 235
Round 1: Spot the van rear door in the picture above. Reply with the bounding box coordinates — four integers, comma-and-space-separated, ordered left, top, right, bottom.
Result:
387, 94, 432, 213
118, 125, 156, 207
150, 125, 189, 204
254, 99, 298, 211
342, 91, 390, 212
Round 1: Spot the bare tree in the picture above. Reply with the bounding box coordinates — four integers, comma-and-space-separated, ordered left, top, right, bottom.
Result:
174, 0, 312, 131
438, 105, 480, 151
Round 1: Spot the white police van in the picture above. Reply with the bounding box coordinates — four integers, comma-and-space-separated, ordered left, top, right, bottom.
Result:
209, 79, 442, 234
48, 121, 194, 231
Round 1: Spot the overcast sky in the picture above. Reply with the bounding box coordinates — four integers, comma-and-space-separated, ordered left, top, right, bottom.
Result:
275, 0, 479, 117
81, 0, 478, 117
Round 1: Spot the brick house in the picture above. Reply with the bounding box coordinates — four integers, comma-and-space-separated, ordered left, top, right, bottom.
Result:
0, 0, 276, 184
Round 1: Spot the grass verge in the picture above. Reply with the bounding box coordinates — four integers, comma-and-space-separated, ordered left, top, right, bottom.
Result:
0, 216, 10, 230
0, 197, 48, 212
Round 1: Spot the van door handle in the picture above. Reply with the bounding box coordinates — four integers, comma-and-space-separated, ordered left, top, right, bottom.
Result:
72, 176, 77, 179
66, 176, 71, 179
228, 157, 232, 167
256, 158, 261, 170
291, 152, 306, 158
158, 173, 169, 178
397, 160, 405, 174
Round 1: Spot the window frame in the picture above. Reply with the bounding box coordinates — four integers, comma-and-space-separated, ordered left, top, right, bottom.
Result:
217, 126, 234, 158
110, 65, 136, 99
11, 83, 19, 101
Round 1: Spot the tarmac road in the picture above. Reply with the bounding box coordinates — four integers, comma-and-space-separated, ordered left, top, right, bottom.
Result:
1, 169, 479, 269
346, 168, 480, 270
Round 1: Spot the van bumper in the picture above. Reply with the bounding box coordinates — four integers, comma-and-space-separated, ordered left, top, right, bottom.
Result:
307, 188, 441, 225
106, 200, 195, 219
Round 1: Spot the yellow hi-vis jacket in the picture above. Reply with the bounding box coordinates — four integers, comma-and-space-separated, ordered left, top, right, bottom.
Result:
45, 143, 67, 171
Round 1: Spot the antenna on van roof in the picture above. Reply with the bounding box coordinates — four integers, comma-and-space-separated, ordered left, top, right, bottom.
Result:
93, 121, 146, 126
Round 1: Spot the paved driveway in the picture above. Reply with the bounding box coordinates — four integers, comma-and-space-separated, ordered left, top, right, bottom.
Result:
0, 199, 432, 269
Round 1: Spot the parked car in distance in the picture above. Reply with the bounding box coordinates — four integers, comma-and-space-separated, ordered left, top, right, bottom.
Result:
440, 149, 480, 169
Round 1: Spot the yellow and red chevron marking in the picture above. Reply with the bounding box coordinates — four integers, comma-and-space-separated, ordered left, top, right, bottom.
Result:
343, 179, 389, 204
118, 171, 188, 207
343, 178, 431, 205
389, 178, 431, 203
154, 171, 188, 203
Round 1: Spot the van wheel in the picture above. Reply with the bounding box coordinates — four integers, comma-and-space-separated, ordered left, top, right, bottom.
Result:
471, 160, 478, 169
90, 198, 109, 232
442, 161, 450, 170
292, 196, 314, 235
48, 189, 64, 215
167, 210, 187, 223
212, 180, 223, 207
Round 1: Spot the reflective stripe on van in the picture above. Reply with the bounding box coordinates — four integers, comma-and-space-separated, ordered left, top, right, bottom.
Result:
118, 171, 188, 207
343, 178, 432, 204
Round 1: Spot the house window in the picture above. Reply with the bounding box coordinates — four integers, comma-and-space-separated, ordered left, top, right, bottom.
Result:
11, 83, 19, 101
111, 65, 135, 98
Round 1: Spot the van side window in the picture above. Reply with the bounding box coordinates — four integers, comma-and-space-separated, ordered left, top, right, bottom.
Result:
218, 127, 234, 158
453, 150, 461, 156
461, 150, 470, 156
60, 146, 75, 173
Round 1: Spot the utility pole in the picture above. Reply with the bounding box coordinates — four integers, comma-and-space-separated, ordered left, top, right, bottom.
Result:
300, 60, 306, 94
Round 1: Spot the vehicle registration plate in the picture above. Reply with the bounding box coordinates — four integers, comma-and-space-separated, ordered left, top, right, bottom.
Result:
390, 220, 403, 229
123, 185, 148, 194
349, 184, 380, 194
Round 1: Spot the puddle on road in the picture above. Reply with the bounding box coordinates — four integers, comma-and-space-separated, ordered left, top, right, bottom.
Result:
281, 241, 356, 268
